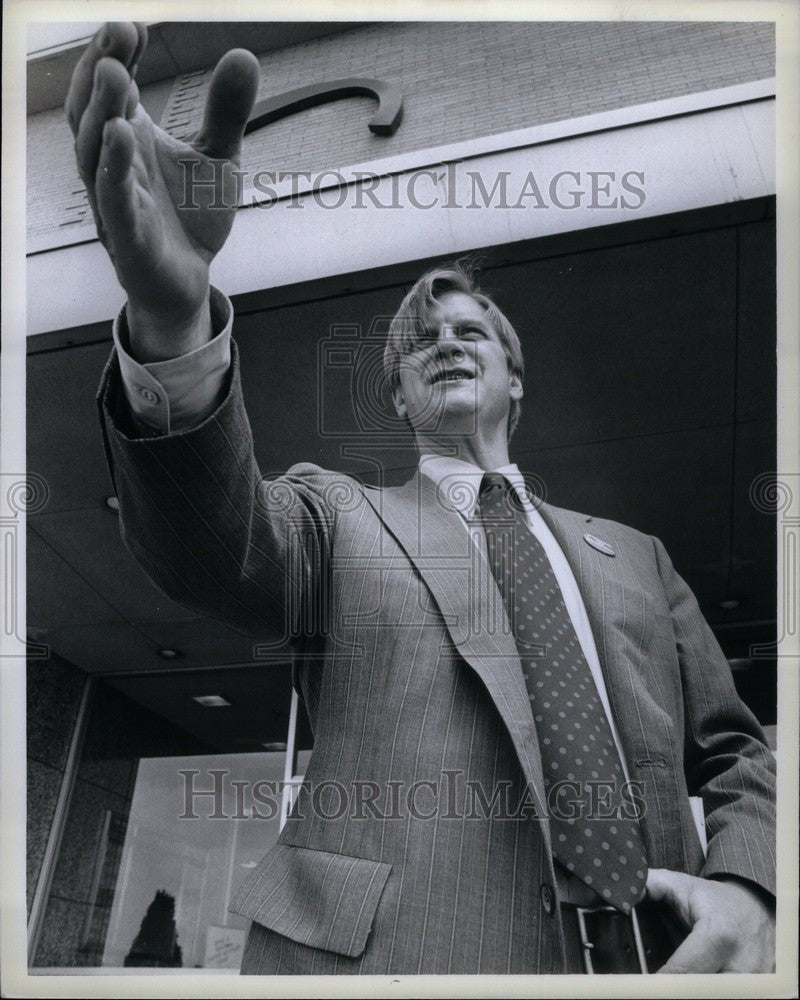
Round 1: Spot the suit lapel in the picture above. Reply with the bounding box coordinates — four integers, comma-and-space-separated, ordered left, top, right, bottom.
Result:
535, 501, 658, 769
360, 473, 550, 817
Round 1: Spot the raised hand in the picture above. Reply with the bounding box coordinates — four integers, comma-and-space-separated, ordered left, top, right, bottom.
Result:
66, 22, 260, 358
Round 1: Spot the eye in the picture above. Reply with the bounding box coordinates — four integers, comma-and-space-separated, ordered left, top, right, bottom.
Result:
416, 337, 438, 354
402, 332, 435, 355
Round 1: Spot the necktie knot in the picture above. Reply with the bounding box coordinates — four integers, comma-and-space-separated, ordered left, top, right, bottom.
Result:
480, 472, 508, 495
479, 473, 525, 521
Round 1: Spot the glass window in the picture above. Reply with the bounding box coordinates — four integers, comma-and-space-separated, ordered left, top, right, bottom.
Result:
100, 751, 311, 970
30, 678, 309, 971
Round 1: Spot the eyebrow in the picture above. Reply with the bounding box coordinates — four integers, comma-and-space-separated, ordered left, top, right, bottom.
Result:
422, 313, 492, 337
443, 315, 490, 328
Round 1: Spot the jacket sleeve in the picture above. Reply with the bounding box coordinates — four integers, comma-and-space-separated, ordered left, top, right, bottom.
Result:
651, 534, 777, 898
97, 339, 340, 643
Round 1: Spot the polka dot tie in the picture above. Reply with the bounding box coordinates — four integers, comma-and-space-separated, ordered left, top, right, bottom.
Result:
477, 473, 648, 913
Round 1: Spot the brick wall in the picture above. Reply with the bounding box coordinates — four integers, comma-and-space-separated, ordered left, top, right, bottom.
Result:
27, 21, 774, 248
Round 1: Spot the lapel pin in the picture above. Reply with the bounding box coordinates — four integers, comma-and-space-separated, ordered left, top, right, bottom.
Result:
583, 533, 615, 557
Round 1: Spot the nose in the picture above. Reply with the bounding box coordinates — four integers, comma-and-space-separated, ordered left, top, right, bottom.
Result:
434, 327, 466, 362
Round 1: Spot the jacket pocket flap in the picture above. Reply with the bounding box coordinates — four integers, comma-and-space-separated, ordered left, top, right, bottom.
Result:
228, 843, 392, 958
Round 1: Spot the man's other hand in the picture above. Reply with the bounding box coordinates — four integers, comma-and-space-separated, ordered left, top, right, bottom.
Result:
645, 868, 775, 973
65, 22, 260, 357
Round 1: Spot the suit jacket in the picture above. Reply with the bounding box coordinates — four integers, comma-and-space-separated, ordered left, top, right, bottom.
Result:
98, 345, 776, 975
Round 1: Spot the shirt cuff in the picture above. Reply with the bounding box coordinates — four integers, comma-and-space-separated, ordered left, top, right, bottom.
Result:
112, 286, 233, 434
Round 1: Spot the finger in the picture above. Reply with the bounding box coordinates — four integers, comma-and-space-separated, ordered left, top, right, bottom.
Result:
129, 22, 148, 79
65, 22, 141, 137
74, 58, 132, 186
126, 78, 141, 120
193, 48, 260, 161
96, 118, 140, 249
657, 922, 726, 974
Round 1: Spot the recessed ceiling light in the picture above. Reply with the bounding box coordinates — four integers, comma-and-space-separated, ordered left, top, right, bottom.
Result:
193, 694, 231, 708
719, 599, 740, 610
261, 741, 288, 751
157, 648, 182, 659
105, 495, 120, 512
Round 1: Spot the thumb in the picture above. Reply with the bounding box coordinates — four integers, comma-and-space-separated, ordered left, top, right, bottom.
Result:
194, 48, 260, 161
645, 868, 696, 927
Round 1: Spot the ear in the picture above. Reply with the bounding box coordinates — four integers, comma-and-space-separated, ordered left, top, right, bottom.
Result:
392, 383, 407, 419
509, 372, 523, 401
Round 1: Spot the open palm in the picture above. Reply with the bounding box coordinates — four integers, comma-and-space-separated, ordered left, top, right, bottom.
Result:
66, 23, 259, 336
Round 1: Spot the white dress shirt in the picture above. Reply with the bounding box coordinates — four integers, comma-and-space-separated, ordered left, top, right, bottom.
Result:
112, 286, 233, 434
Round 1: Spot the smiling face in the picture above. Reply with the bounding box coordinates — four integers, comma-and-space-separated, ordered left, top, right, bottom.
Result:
392, 290, 523, 440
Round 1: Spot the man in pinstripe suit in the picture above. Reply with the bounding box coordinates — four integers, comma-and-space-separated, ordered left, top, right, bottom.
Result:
70, 24, 776, 974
